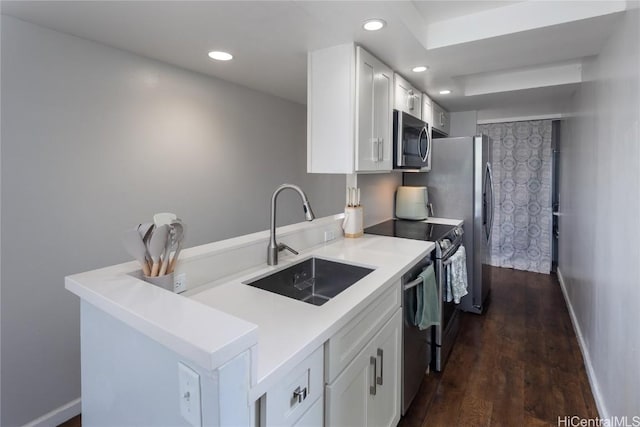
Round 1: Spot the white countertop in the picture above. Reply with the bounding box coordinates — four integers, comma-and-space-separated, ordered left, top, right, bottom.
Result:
188, 235, 434, 399
66, 229, 435, 401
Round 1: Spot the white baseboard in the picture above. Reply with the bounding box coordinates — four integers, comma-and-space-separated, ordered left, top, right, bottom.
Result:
23, 398, 80, 427
556, 268, 608, 419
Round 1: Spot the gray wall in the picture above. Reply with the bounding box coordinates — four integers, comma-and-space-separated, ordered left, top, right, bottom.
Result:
0, 15, 343, 426
559, 9, 639, 419
448, 110, 478, 137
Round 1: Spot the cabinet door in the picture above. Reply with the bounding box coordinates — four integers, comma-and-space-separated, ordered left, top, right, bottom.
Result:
432, 102, 449, 135
326, 309, 402, 427
368, 310, 402, 427
356, 48, 392, 172
325, 353, 369, 427
422, 93, 433, 126
394, 74, 421, 119
356, 48, 377, 172
373, 62, 392, 170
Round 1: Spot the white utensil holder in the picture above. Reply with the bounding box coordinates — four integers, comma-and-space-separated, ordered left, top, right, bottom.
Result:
343, 206, 364, 238
140, 271, 175, 292
129, 270, 174, 292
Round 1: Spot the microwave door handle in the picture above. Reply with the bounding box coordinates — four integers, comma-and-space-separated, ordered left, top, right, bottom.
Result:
425, 126, 431, 165
418, 127, 428, 161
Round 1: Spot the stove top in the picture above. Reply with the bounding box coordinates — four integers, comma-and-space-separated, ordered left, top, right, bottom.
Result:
364, 219, 457, 242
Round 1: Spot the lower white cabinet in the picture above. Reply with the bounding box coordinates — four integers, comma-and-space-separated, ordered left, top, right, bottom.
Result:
260, 346, 324, 427
325, 309, 402, 427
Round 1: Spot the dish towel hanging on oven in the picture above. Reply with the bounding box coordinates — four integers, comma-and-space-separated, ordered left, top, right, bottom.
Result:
414, 264, 440, 330
444, 245, 469, 304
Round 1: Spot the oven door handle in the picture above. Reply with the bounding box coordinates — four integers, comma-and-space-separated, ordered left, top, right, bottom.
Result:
403, 276, 424, 291
441, 234, 464, 261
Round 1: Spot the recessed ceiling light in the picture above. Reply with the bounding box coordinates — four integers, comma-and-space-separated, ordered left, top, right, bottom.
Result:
363, 19, 386, 31
439, 90, 452, 95
208, 51, 233, 61
412, 66, 427, 73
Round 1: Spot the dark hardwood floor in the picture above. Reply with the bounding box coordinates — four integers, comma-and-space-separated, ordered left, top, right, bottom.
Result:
58, 414, 81, 427
399, 267, 598, 427
59, 268, 596, 427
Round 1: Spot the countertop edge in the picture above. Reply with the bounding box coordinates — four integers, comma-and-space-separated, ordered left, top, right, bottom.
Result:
65, 273, 259, 372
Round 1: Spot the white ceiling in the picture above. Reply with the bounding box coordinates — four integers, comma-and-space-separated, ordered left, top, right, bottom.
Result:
1, 1, 627, 114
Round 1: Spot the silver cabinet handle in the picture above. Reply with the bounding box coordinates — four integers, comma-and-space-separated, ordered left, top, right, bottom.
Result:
378, 138, 383, 161
376, 348, 383, 386
372, 138, 379, 162
293, 386, 307, 404
369, 356, 377, 395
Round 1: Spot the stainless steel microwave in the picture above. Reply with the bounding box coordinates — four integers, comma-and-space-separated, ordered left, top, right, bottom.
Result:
393, 110, 431, 171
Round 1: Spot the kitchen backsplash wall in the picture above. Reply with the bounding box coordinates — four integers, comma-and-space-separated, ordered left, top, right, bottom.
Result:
357, 173, 402, 227
0, 15, 344, 426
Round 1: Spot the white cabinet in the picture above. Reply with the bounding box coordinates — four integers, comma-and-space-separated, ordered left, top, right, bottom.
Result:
307, 43, 393, 173
324, 284, 402, 427
394, 74, 422, 119
432, 102, 450, 136
356, 47, 393, 172
325, 309, 402, 427
422, 93, 433, 130
260, 346, 323, 427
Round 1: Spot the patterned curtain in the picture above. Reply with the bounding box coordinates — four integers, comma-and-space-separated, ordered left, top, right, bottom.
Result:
477, 120, 553, 274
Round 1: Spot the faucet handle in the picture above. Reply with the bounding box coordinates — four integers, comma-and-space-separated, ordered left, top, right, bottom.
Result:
278, 243, 299, 255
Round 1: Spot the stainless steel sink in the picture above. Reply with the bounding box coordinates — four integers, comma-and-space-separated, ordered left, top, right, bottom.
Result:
243, 257, 375, 306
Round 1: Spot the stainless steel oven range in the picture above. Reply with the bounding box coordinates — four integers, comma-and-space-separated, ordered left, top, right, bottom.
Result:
364, 219, 464, 414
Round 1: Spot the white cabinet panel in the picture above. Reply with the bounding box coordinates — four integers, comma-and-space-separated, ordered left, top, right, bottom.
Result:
261, 346, 323, 427
422, 93, 433, 128
325, 309, 402, 427
325, 282, 400, 383
432, 102, 450, 136
367, 315, 401, 427
308, 44, 393, 173
394, 74, 422, 120
293, 396, 323, 427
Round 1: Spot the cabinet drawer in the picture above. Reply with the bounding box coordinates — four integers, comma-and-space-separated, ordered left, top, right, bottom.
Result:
261, 346, 323, 427
293, 395, 323, 427
325, 282, 401, 383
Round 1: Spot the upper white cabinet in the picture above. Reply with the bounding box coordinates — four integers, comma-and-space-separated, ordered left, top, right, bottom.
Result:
307, 43, 393, 173
422, 93, 433, 131
394, 74, 422, 120
432, 102, 450, 136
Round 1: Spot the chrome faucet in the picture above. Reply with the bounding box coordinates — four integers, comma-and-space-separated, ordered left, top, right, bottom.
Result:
267, 184, 315, 265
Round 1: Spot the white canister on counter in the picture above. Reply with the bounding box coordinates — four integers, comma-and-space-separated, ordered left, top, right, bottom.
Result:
343, 206, 364, 238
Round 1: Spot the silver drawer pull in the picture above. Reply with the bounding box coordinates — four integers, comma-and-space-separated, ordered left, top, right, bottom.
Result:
293, 386, 307, 404
369, 356, 377, 395
376, 348, 383, 386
